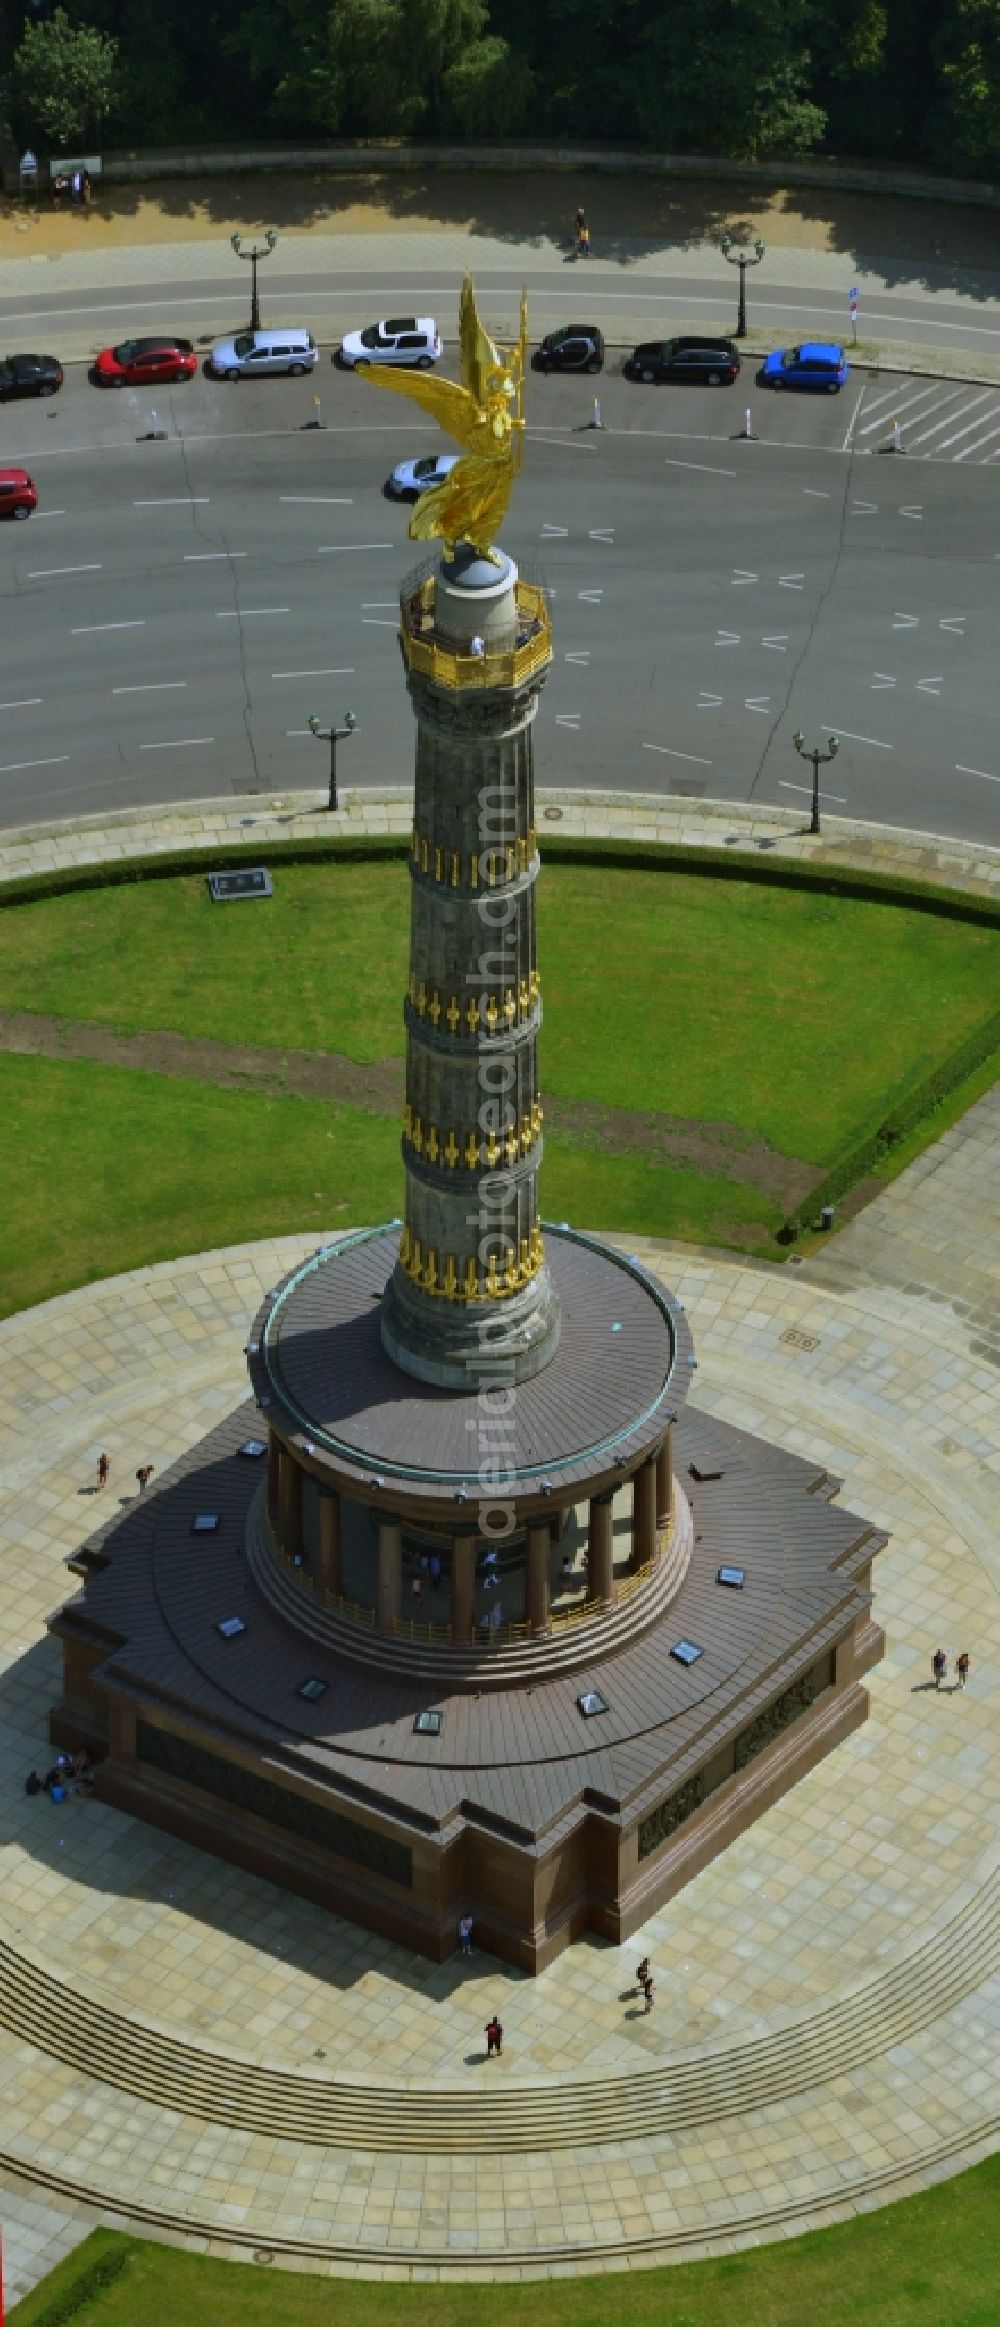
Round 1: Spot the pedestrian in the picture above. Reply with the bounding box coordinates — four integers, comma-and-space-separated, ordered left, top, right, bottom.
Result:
25, 1770, 42, 1796
956, 1651, 970, 1690
97, 1451, 110, 1491
485, 2013, 503, 2058
636, 1956, 650, 1990
411, 1571, 422, 1600
642, 1974, 655, 2013
932, 1647, 947, 1689
470, 633, 485, 659
458, 1914, 474, 1956
136, 1464, 154, 1492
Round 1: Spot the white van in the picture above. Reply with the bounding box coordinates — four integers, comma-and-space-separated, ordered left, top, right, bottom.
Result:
209, 327, 318, 380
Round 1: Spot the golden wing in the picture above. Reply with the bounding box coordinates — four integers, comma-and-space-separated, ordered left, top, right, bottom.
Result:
459, 274, 507, 406
355, 360, 479, 454
408, 454, 517, 556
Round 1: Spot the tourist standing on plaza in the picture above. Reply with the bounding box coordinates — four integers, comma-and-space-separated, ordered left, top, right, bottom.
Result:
97, 1451, 110, 1491
458, 1914, 474, 1956
485, 2014, 503, 2057
956, 1651, 971, 1690
932, 1647, 947, 1689
136, 1464, 154, 1492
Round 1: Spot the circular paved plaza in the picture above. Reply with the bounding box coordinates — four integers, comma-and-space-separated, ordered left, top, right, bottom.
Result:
0, 1074, 998, 2282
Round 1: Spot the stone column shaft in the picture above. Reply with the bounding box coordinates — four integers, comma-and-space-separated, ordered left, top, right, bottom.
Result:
266, 1428, 280, 1526
452, 1535, 476, 1647
656, 1428, 673, 1528
376, 1516, 402, 1632
633, 1454, 658, 1569
526, 1521, 552, 1636
278, 1448, 302, 1562
316, 1491, 342, 1600
588, 1494, 615, 1609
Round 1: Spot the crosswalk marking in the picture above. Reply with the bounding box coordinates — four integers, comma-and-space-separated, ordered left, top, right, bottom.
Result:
955, 419, 1000, 462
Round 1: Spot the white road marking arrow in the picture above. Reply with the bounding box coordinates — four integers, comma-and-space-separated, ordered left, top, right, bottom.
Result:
715, 630, 741, 647
898, 505, 923, 519
917, 676, 943, 695
762, 634, 789, 651
871, 673, 896, 689
542, 523, 568, 537
555, 713, 581, 729
778, 572, 804, 589
731, 569, 758, 584
588, 527, 615, 542
744, 696, 771, 713
850, 500, 878, 515
578, 588, 603, 603
697, 692, 724, 709
939, 616, 966, 634
892, 612, 919, 629
564, 650, 591, 665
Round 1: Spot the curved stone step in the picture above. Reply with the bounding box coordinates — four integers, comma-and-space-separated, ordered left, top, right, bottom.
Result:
0, 1869, 995, 2154
245, 1487, 694, 1685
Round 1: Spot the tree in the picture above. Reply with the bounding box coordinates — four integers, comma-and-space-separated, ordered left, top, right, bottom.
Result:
14, 7, 120, 147
934, 0, 1000, 171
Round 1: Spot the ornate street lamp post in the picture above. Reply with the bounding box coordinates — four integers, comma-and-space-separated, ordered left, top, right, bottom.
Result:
308, 709, 357, 811
793, 728, 839, 836
719, 233, 766, 339
230, 228, 278, 333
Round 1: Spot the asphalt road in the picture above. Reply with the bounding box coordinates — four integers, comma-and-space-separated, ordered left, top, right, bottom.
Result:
2, 357, 999, 843
4, 263, 1000, 365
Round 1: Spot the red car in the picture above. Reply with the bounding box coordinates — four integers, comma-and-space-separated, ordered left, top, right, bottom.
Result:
94, 336, 197, 387
0, 466, 38, 519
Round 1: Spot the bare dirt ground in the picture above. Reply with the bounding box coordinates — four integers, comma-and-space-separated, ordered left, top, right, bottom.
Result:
2, 167, 997, 274
0, 1007, 822, 1208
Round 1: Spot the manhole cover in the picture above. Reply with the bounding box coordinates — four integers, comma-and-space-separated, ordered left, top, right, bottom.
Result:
780, 1327, 820, 1352
543, 806, 563, 820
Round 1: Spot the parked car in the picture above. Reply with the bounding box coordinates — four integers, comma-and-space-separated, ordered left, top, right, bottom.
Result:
387, 452, 460, 501
94, 337, 197, 387
0, 352, 63, 400
0, 466, 38, 519
761, 342, 849, 393
339, 318, 441, 370
208, 327, 318, 380
532, 326, 605, 375
625, 336, 740, 386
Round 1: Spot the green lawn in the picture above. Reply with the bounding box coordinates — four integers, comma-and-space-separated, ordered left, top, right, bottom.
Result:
1, 862, 996, 1164
1, 858, 997, 1316
14, 2160, 1000, 2327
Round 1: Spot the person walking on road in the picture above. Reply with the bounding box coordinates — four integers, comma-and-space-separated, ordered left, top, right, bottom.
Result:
485, 2013, 503, 2058
956, 1651, 971, 1690
932, 1647, 947, 1689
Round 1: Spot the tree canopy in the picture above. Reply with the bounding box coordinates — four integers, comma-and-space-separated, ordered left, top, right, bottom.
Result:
2, 0, 997, 177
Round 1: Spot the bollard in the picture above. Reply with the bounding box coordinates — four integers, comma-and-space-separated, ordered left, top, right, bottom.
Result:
820, 1204, 836, 1231
590, 396, 605, 431
304, 393, 325, 431
734, 406, 757, 441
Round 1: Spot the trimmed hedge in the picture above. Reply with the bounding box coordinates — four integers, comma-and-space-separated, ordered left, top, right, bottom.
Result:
14, 2240, 133, 2326
780, 1003, 1000, 1238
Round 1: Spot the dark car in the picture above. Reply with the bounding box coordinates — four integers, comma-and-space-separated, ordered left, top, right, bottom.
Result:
625, 336, 741, 385
533, 326, 605, 375
0, 352, 63, 401
94, 337, 197, 387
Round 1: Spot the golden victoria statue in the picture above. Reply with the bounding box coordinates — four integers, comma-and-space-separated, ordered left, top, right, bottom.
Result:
357, 274, 528, 560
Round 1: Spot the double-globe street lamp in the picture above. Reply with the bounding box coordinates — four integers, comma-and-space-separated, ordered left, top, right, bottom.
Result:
793, 728, 840, 836
308, 709, 357, 812
230, 227, 278, 334
720, 232, 766, 339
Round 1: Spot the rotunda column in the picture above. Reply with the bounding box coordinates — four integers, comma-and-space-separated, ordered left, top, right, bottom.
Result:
452, 1534, 476, 1646
376, 1514, 402, 1631
656, 1427, 674, 1528
526, 1520, 552, 1636
632, 1453, 657, 1570
316, 1489, 342, 1601
266, 1428, 280, 1527
588, 1492, 615, 1609
278, 1446, 302, 1563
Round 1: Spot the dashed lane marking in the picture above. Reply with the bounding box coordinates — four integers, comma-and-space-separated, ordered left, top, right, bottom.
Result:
70, 619, 144, 634
184, 551, 247, 561
112, 682, 187, 695
215, 608, 289, 618
0, 754, 69, 773
279, 495, 353, 504
899, 506, 923, 518
731, 570, 758, 584
821, 726, 893, 748
138, 736, 214, 751
578, 588, 603, 604
643, 744, 713, 764
665, 458, 737, 476
271, 668, 354, 679
779, 776, 847, 802
29, 563, 102, 578
541, 524, 569, 537
589, 528, 615, 542
317, 542, 392, 554
564, 651, 591, 665
555, 714, 581, 730
871, 674, 896, 689
0, 698, 42, 709
956, 762, 1000, 783
892, 613, 919, 629
803, 487, 830, 497
697, 692, 724, 709
850, 500, 878, 515
133, 496, 210, 507
715, 630, 741, 646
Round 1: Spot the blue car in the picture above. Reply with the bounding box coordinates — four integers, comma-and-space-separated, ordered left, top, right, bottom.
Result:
761, 342, 849, 393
